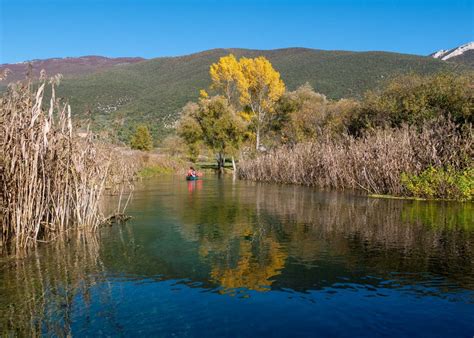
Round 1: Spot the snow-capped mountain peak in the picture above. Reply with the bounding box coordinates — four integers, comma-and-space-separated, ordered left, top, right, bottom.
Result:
431, 49, 448, 59
431, 42, 474, 61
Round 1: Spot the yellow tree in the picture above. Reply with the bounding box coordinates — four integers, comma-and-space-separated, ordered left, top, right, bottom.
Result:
238, 57, 285, 150
209, 55, 285, 151
209, 54, 243, 105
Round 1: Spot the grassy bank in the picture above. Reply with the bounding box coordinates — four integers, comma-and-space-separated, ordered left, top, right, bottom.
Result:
137, 153, 188, 178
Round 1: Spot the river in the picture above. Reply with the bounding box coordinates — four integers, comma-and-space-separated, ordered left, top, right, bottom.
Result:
1, 175, 473, 336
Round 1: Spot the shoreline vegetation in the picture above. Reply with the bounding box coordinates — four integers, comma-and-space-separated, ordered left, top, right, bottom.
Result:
174, 55, 472, 201
0, 75, 143, 256
237, 120, 473, 201
1, 54, 473, 256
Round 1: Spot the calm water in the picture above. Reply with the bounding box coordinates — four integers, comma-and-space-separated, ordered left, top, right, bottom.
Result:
1, 176, 473, 337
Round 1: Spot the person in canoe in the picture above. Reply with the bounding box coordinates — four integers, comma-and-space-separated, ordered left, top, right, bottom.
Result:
186, 166, 198, 180
187, 166, 196, 177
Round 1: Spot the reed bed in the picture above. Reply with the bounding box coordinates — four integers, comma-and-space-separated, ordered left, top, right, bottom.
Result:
238, 118, 473, 196
0, 76, 135, 255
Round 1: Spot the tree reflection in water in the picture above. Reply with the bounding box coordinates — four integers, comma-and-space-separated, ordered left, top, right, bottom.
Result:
1, 177, 473, 335
167, 178, 473, 293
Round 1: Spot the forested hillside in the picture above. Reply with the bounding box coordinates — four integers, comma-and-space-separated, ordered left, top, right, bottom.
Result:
52, 48, 457, 141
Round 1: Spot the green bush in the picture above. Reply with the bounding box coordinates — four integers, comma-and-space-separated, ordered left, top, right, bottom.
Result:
349, 73, 473, 135
130, 125, 153, 151
401, 167, 473, 201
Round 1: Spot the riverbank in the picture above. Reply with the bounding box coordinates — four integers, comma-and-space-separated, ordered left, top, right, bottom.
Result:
237, 119, 473, 201
137, 157, 236, 179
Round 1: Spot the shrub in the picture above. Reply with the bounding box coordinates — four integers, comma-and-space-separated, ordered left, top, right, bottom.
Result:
271, 84, 359, 145
130, 125, 153, 151
349, 73, 473, 134
401, 167, 473, 201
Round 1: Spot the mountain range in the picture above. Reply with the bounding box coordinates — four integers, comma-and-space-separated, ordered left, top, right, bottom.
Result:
1, 44, 471, 142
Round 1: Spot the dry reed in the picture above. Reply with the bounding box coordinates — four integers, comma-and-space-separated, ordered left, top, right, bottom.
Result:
0, 76, 135, 255
238, 118, 473, 196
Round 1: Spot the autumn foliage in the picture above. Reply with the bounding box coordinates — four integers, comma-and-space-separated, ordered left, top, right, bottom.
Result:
179, 54, 286, 163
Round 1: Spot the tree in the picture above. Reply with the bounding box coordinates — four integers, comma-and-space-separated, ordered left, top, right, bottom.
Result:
271, 84, 359, 144
209, 55, 285, 151
130, 125, 153, 151
176, 102, 202, 162
177, 95, 245, 171
273, 84, 327, 144
237, 57, 285, 150
209, 54, 244, 106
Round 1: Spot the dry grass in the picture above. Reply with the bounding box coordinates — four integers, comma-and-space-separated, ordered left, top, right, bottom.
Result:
238, 118, 473, 196
0, 77, 135, 255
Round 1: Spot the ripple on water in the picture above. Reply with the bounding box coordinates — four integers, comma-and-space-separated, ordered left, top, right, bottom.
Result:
1, 176, 473, 336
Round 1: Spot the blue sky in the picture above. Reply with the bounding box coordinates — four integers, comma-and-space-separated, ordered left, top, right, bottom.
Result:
1, 0, 473, 63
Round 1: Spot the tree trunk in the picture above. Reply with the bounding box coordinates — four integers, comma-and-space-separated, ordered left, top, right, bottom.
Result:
216, 153, 221, 171
256, 124, 260, 151
216, 153, 225, 174
231, 156, 237, 172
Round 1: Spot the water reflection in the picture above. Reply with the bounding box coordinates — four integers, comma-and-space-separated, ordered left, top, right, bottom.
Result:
0, 233, 107, 336
1, 176, 473, 336
163, 179, 473, 293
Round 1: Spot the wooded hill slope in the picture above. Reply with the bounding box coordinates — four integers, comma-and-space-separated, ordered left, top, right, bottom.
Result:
6, 48, 463, 141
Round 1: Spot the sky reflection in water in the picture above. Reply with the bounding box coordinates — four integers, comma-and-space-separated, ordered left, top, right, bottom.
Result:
1, 176, 473, 337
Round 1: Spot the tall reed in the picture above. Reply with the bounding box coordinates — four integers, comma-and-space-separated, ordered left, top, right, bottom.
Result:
238, 118, 473, 197
0, 76, 133, 255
